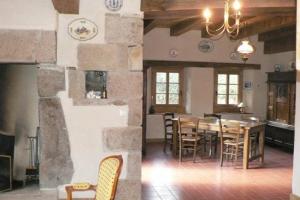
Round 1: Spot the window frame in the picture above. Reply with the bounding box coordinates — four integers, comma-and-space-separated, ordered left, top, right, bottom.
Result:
213, 68, 243, 113
151, 67, 185, 113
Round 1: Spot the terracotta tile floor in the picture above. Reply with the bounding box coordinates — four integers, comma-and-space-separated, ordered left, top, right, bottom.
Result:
142, 143, 293, 200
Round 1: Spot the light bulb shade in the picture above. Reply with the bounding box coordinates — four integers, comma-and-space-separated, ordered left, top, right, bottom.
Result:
237, 40, 255, 55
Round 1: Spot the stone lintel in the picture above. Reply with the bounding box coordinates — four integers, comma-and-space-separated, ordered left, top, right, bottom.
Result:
78, 44, 128, 71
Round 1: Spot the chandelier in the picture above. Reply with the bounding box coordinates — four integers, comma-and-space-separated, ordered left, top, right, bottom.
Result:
203, 0, 241, 38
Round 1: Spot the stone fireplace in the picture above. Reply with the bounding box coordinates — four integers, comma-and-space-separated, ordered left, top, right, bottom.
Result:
0, 0, 143, 199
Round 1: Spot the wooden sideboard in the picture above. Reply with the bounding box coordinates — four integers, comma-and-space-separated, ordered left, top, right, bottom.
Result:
266, 71, 295, 151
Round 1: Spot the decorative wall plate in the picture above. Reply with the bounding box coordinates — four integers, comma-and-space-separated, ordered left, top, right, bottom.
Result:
68, 18, 98, 41
105, 0, 123, 11
169, 49, 179, 58
230, 52, 238, 60
198, 40, 214, 53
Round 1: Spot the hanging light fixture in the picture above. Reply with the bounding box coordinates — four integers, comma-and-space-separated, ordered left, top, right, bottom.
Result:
203, 0, 241, 39
236, 39, 255, 62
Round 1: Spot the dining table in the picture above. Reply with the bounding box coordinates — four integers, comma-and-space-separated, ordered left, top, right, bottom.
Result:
172, 117, 266, 170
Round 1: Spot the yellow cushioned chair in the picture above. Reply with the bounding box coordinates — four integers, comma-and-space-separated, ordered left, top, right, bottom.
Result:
65, 155, 123, 200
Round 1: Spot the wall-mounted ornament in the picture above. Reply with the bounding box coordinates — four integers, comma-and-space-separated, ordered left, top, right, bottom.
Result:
169, 49, 179, 58
198, 40, 214, 53
105, 0, 123, 11
68, 18, 98, 41
230, 52, 238, 60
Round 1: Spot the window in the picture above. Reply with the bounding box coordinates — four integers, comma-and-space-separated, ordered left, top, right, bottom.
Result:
214, 69, 243, 113
151, 67, 184, 113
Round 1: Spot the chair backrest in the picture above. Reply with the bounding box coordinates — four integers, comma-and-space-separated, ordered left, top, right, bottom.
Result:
163, 113, 175, 134
222, 121, 242, 141
203, 113, 223, 133
178, 117, 199, 140
95, 155, 123, 200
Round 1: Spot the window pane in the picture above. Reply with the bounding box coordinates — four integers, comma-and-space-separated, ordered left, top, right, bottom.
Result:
169, 73, 179, 83
218, 74, 227, 84
218, 85, 227, 94
229, 74, 238, 84
229, 85, 238, 94
217, 95, 226, 104
229, 95, 238, 104
169, 83, 179, 94
156, 83, 166, 93
169, 94, 179, 104
156, 94, 166, 104
156, 72, 167, 82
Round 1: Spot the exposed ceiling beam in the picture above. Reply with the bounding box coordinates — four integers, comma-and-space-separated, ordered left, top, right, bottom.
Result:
264, 35, 296, 54
142, 0, 296, 12
235, 16, 296, 39
170, 18, 203, 36
144, 20, 160, 34
144, 7, 295, 20
144, 19, 186, 35
258, 26, 296, 41
52, 0, 79, 14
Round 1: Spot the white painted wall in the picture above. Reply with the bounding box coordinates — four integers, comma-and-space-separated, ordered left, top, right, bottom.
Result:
0, 0, 57, 30
0, 65, 39, 181
292, 1, 300, 197
144, 28, 295, 139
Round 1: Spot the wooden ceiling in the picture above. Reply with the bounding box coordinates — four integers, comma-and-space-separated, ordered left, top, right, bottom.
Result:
142, 0, 297, 40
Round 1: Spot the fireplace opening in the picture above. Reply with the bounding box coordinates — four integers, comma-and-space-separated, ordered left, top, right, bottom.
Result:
0, 64, 39, 192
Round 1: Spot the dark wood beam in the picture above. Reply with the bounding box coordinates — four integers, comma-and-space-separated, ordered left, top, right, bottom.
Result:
170, 18, 203, 36
144, 7, 295, 20
264, 35, 296, 54
258, 26, 296, 41
143, 60, 261, 70
144, 20, 160, 34
52, 0, 79, 14
235, 16, 296, 39
142, 0, 295, 12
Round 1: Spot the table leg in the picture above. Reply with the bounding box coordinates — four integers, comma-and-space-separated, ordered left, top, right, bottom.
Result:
172, 121, 178, 158
243, 130, 250, 169
259, 127, 265, 163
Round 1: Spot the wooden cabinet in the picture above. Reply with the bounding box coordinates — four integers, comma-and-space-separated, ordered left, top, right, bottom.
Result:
266, 71, 295, 151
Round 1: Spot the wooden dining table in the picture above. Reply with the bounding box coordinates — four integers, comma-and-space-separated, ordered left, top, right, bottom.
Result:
172, 117, 266, 169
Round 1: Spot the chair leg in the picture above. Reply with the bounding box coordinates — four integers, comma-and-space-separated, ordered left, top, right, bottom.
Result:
163, 135, 167, 153
179, 143, 182, 162
193, 141, 197, 163
220, 145, 224, 167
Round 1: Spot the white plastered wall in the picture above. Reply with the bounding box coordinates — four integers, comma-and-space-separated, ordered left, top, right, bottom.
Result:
292, 0, 300, 197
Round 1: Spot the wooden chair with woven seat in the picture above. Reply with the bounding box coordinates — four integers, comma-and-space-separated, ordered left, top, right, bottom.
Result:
163, 112, 175, 152
203, 113, 222, 158
178, 117, 204, 162
65, 155, 123, 200
220, 121, 244, 167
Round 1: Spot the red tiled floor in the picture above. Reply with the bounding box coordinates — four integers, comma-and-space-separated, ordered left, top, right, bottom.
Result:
142, 143, 293, 200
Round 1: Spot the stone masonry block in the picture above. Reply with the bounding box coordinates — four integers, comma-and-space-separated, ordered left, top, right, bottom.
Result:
68, 69, 85, 99
128, 98, 142, 126
39, 98, 74, 188
103, 126, 142, 151
115, 179, 141, 200
127, 153, 141, 180
36, 31, 57, 63
105, 14, 143, 45
38, 67, 65, 97
0, 30, 56, 63
128, 45, 143, 71
107, 71, 142, 100
78, 44, 128, 70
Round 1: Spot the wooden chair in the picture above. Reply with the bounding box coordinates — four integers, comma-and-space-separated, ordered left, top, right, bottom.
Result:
65, 155, 123, 200
220, 121, 244, 167
163, 112, 175, 152
203, 113, 221, 157
178, 117, 204, 162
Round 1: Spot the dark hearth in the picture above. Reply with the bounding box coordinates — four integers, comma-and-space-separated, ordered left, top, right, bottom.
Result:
0, 133, 15, 192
